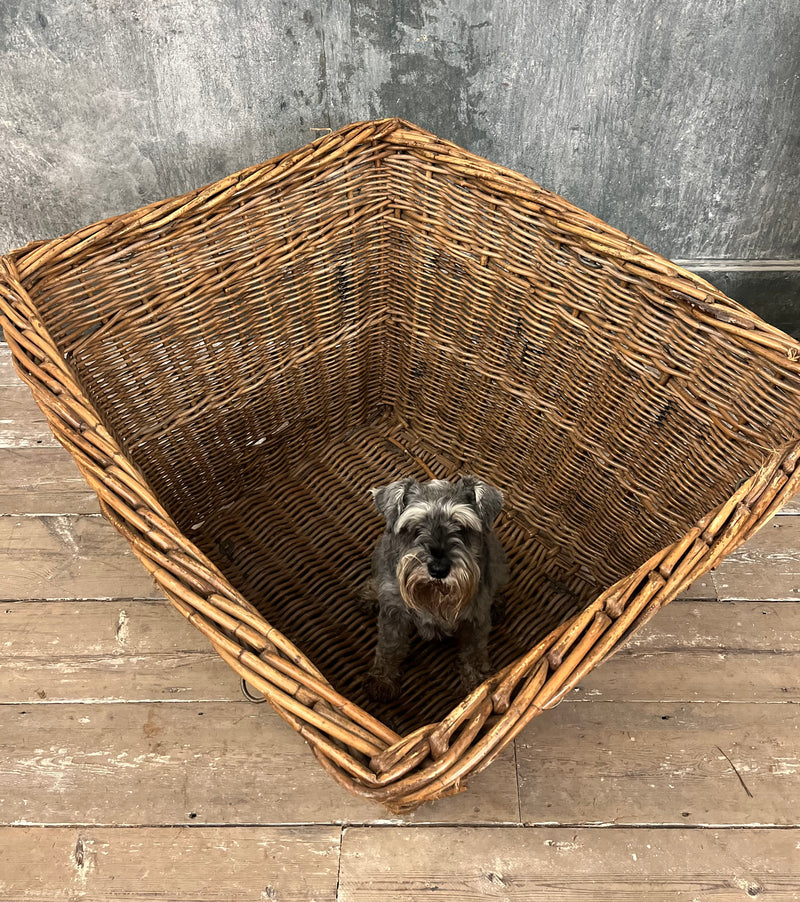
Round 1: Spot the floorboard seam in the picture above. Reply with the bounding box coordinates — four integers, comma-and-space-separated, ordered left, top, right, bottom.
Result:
513, 739, 522, 823
0, 821, 800, 832
335, 825, 346, 902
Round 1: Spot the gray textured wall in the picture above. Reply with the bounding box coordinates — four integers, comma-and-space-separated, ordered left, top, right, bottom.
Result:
1, 0, 798, 319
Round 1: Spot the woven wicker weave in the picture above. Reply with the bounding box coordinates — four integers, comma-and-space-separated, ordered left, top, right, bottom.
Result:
2, 118, 800, 812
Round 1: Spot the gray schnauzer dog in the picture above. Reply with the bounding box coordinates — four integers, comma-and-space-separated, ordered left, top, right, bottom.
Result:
365, 475, 508, 703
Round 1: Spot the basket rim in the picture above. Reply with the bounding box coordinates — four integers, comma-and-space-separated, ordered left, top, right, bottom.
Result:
5, 116, 800, 369
2, 118, 800, 811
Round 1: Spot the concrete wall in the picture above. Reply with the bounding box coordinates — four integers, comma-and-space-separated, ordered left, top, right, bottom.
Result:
1, 0, 798, 326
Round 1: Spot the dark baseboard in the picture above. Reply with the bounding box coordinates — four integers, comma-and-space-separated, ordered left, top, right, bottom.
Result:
679, 261, 800, 339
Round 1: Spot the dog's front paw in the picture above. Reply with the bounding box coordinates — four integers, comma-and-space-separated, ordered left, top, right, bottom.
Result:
365, 671, 401, 703
459, 660, 492, 694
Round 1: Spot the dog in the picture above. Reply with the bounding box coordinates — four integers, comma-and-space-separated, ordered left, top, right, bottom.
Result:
365, 475, 508, 702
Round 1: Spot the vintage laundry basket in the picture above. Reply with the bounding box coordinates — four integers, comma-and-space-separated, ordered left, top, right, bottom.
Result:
2, 118, 800, 812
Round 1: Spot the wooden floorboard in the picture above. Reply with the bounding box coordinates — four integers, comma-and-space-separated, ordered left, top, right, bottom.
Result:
338, 826, 800, 901
0, 826, 342, 901
0, 384, 60, 447
578, 600, 800, 704
0, 599, 233, 704
714, 517, 800, 600
2, 599, 797, 707
1, 696, 795, 828
0, 700, 520, 826
0, 514, 160, 600
2, 339, 800, 896
0, 448, 100, 515
516, 701, 799, 826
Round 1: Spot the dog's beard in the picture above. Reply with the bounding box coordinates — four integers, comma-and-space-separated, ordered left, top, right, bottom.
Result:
396, 552, 480, 625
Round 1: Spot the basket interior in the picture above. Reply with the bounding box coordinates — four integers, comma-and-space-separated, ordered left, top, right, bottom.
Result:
24, 130, 800, 732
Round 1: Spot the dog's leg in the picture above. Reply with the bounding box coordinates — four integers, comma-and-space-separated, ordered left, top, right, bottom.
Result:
491, 591, 507, 625
366, 603, 413, 703
357, 577, 379, 614
456, 612, 492, 692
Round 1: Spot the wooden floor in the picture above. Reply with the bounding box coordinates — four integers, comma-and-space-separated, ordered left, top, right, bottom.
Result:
1, 340, 799, 900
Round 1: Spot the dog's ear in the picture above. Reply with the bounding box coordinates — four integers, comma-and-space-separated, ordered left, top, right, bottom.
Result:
457, 476, 503, 527
371, 478, 419, 529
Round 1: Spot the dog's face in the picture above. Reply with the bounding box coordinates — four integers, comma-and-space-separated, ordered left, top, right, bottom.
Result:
372, 477, 503, 623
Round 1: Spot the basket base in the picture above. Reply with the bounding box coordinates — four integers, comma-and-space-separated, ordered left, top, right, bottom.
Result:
188, 420, 592, 733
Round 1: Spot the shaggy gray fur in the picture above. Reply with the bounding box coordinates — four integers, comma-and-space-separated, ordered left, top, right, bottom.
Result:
366, 476, 508, 702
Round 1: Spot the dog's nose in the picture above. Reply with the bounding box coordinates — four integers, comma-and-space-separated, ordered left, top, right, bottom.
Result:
428, 559, 451, 580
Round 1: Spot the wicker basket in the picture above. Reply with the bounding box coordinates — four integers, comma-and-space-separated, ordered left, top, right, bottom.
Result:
2, 118, 800, 812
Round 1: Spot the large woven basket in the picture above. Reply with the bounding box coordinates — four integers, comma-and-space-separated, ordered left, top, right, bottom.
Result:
2, 118, 800, 812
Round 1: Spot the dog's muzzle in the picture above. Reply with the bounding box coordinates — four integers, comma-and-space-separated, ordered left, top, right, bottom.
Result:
397, 552, 479, 624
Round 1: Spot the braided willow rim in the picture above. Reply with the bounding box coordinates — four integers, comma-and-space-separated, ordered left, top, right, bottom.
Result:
2, 118, 800, 812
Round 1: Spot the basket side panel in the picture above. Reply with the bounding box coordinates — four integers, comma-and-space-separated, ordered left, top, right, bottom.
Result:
17, 142, 396, 530
379, 144, 800, 591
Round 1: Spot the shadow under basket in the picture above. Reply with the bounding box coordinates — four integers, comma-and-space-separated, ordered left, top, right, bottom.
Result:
3, 118, 800, 812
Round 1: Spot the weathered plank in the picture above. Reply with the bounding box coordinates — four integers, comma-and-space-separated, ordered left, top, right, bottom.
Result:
1, 599, 203, 655
575, 599, 800, 703
516, 701, 800, 826
677, 571, 715, 600
624, 599, 800, 652
0, 599, 237, 704
0, 697, 795, 830
0, 826, 341, 901
338, 826, 800, 901
578, 649, 799, 705
0, 515, 160, 600
2, 599, 798, 705
0, 345, 53, 445
714, 516, 800, 600
0, 651, 235, 705
0, 508, 737, 609
0, 344, 18, 385
0, 499, 788, 603
0, 449, 100, 515
0, 701, 520, 826
0, 385, 59, 448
